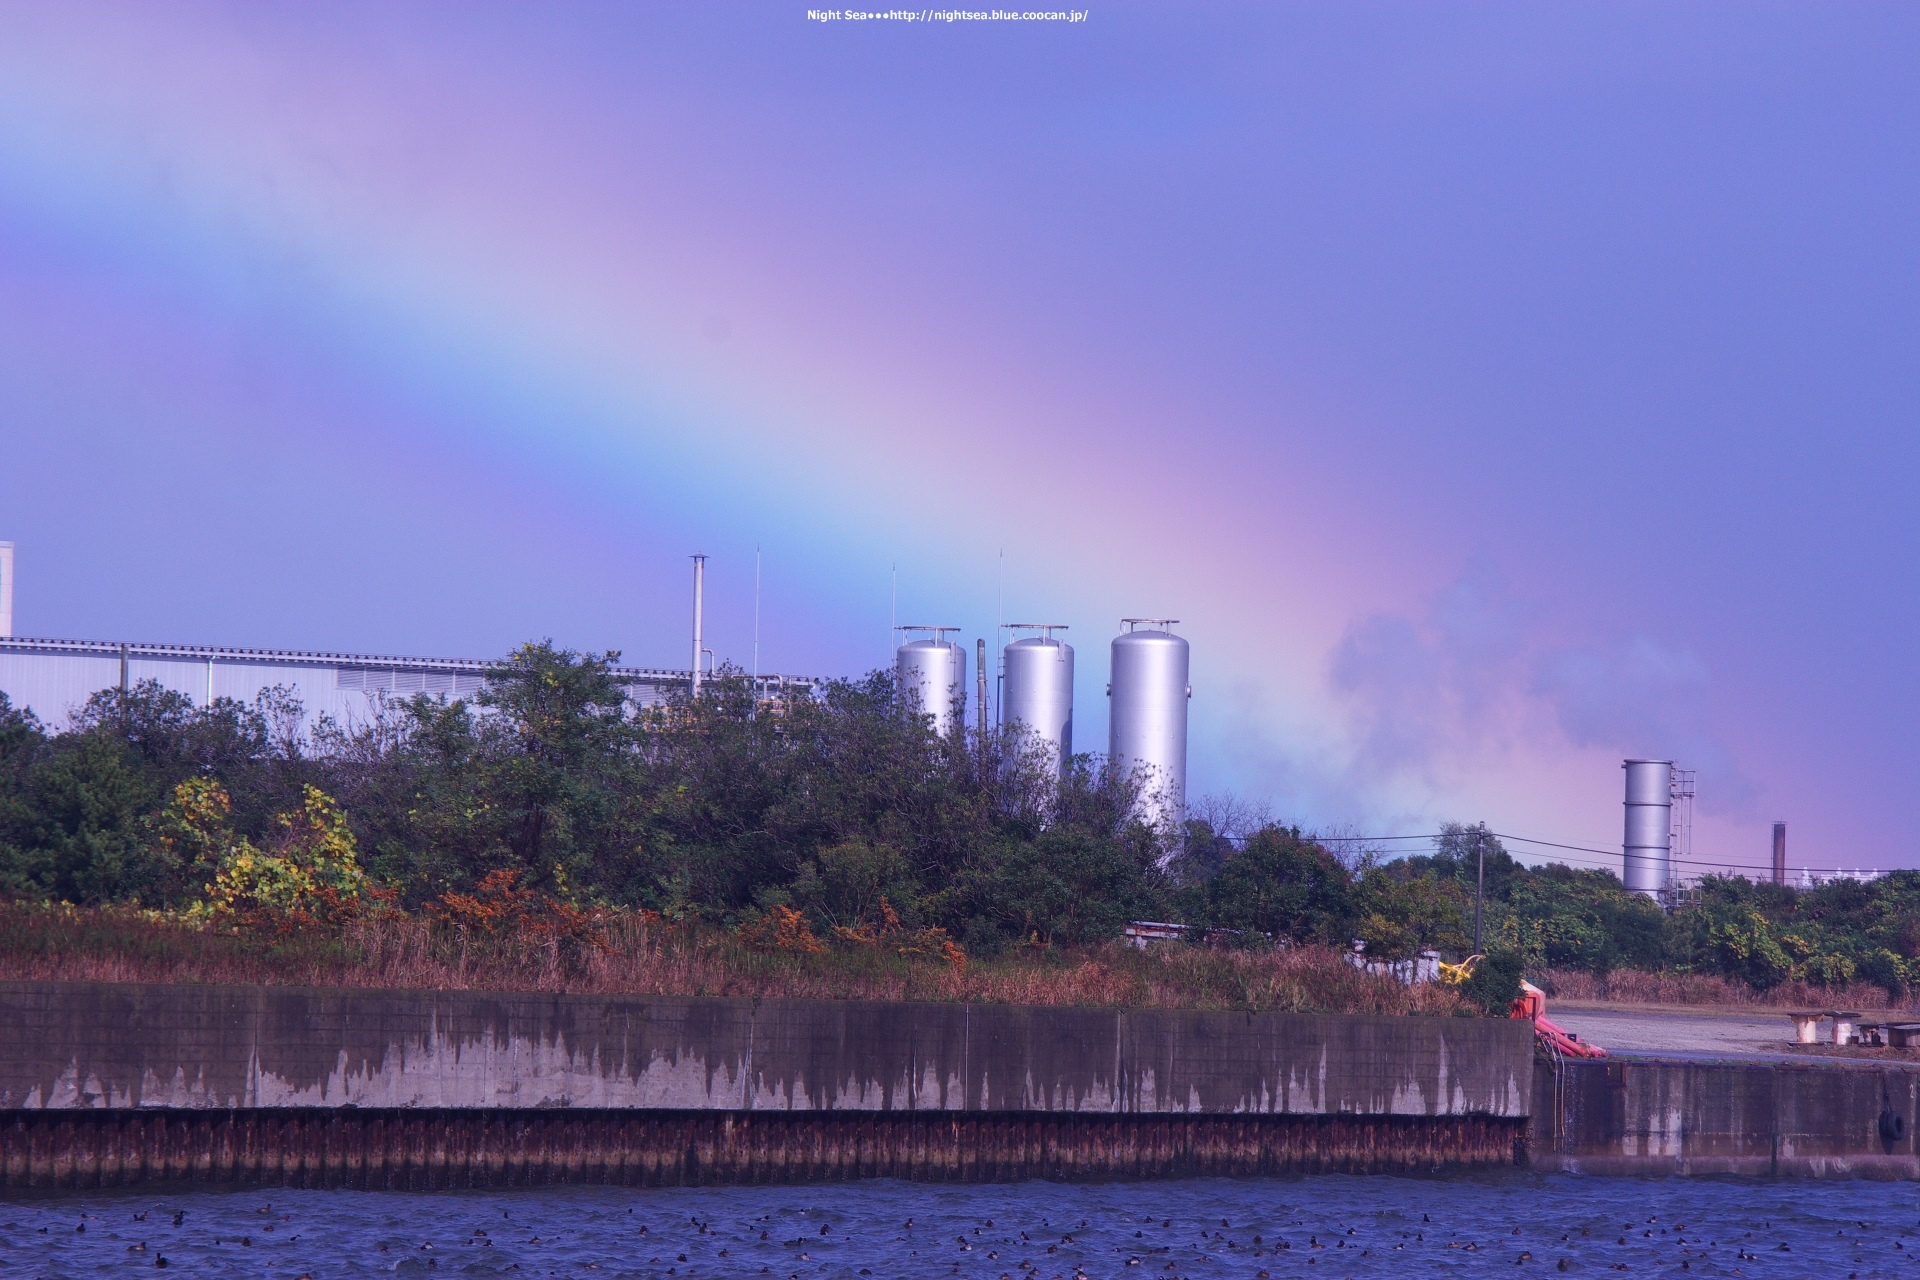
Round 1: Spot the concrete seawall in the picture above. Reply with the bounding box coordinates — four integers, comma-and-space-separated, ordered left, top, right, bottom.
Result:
1533, 1055, 1920, 1179
11, 983, 1920, 1186
0, 981, 1531, 1116
0, 981, 1532, 1187
1, 1110, 1528, 1189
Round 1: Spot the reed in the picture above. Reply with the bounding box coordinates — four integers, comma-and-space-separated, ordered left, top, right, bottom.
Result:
0, 900, 1465, 1016
1539, 966, 1911, 1012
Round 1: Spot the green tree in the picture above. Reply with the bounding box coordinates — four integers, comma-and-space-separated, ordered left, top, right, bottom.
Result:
476, 641, 637, 897
790, 838, 922, 930
1497, 865, 1667, 975
9, 733, 165, 904
1462, 949, 1525, 1015
1354, 863, 1471, 960
1185, 827, 1357, 944
955, 827, 1154, 949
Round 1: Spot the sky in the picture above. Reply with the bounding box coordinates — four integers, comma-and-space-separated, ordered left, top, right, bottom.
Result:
0, 2, 1915, 876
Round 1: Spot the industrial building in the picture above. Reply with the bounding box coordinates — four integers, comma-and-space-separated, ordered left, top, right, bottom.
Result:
0, 635, 817, 733
3, 541, 1193, 827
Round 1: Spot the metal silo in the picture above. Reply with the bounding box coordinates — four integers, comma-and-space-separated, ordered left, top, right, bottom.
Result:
1622, 759, 1673, 899
1108, 619, 1189, 828
1002, 624, 1073, 774
896, 626, 967, 735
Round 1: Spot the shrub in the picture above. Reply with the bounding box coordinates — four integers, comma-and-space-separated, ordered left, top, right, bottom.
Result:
736, 904, 825, 954
1462, 949, 1524, 1016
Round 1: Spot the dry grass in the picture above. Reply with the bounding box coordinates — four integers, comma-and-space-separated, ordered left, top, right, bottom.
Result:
0, 901, 1469, 1017
1540, 966, 1912, 1013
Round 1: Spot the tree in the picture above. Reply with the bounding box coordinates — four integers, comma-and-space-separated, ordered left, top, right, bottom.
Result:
1424, 822, 1520, 904
476, 641, 636, 896
1354, 863, 1471, 960
1497, 865, 1666, 975
9, 733, 164, 904
955, 827, 1155, 949
1187, 826, 1357, 944
205, 785, 365, 924
790, 838, 922, 930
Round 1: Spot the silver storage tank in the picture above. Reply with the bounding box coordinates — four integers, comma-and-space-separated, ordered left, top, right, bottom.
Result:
1622, 758, 1673, 898
1002, 625, 1073, 775
1108, 620, 1189, 828
896, 627, 967, 736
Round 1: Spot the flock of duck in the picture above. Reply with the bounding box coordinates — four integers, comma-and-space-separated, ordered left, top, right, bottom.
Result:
2, 1173, 1910, 1277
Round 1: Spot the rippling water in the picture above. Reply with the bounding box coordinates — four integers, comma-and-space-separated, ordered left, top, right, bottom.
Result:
4, 1173, 1911, 1278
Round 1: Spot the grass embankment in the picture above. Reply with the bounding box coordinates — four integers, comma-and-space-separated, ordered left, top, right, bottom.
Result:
1539, 966, 1910, 1012
0, 901, 1468, 1017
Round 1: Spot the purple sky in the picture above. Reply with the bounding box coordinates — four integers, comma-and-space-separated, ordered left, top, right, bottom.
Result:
1, 2, 1915, 873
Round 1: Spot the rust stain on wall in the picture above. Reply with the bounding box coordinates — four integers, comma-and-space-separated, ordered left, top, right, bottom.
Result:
0, 1109, 1528, 1189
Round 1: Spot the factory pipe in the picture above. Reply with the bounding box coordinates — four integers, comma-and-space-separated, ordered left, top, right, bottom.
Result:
0, 541, 12, 639
690, 554, 707, 696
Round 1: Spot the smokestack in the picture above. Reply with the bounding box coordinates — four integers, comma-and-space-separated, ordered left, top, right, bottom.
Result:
690, 554, 707, 696
1773, 822, 1787, 886
976, 638, 987, 737
0, 541, 11, 638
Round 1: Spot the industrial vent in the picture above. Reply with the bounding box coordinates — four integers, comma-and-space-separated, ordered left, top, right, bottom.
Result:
337, 667, 487, 697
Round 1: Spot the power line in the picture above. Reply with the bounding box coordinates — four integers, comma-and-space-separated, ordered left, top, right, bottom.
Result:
1214, 826, 1883, 880
1493, 832, 1831, 876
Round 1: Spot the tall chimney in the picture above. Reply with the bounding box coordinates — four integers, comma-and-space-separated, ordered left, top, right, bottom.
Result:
690, 554, 707, 696
1773, 822, 1787, 886
0, 541, 12, 638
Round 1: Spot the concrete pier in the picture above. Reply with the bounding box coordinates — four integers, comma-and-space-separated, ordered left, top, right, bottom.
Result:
1532, 1055, 1920, 1179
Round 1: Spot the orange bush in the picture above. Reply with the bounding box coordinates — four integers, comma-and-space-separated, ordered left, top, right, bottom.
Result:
831, 897, 965, 967
737, 904, 825, 954
428, 869, 607, 955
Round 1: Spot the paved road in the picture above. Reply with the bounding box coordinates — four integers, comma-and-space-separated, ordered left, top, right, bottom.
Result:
1547, 1004, 1802, 1058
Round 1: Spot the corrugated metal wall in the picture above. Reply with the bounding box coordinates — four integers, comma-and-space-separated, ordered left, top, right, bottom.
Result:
0, 638, 812, 733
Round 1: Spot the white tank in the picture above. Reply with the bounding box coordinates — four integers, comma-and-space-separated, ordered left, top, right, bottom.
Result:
896, 627, 967, 735
1108, 620, 1189, 828
1622, 759, 1673, 898
1002, 625, 1073, 775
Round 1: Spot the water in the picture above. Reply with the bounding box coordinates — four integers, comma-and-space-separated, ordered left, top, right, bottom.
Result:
3, 1173, 1914, 1278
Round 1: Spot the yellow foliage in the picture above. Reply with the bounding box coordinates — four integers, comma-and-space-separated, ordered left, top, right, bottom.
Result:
206, 785, 364, 924
151, 778, 246, 881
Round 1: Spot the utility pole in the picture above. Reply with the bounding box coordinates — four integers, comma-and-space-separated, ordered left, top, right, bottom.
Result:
1473, 827, 1485, 954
